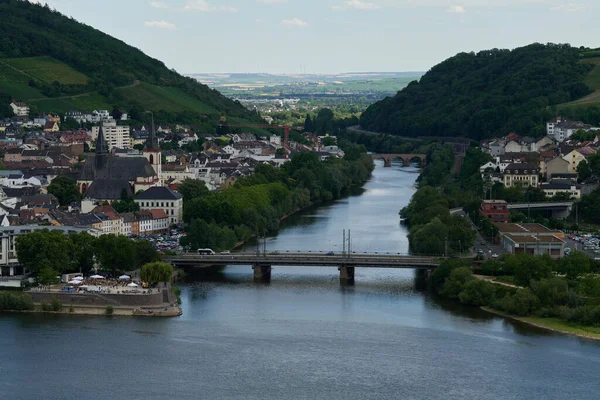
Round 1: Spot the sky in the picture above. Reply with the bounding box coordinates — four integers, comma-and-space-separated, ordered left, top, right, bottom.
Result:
30, 0, 600, 74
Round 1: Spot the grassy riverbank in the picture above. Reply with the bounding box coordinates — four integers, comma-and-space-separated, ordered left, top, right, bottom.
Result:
482, 307, 600, 341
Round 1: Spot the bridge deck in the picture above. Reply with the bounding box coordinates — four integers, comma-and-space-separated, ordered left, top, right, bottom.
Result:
167, 253, 444, 269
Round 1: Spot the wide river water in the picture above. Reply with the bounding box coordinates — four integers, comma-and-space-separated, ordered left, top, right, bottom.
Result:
2, 161, 600, 400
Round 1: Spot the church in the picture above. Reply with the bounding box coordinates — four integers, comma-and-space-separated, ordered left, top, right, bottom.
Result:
79, 125, 162, 212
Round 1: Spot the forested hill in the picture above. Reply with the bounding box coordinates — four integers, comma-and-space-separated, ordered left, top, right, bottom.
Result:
0, 0, 261, 128
359, 43, 594, 140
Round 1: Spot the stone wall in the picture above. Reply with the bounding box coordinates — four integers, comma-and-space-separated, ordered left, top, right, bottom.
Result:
30, 291, 165, 307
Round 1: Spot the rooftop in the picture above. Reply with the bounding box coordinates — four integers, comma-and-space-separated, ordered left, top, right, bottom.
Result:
134, 186, 182, 200
496, 223, 562, 235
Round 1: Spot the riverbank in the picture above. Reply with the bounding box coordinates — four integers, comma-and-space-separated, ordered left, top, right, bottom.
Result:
481, 306, 600, 341
2, 303, 182, 317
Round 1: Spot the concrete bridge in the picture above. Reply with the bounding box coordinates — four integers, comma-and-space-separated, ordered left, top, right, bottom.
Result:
167, 252, 445, 284
507, 202, 573, 219
371, 153, 427, 168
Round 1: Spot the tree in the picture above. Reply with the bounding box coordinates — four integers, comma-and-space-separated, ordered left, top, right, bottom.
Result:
304, 114, 313, 132
93, 235, 135, 275
314, 108, 334, 135
16, 230, 75, 274
141, 261, 173, 283
48, 175, 81, 206
177, 179, 208, 202
513, 254, 552, 287
69, 232, 96, 275
557, 251, 590, 280
134, 240, 160, 266
322, 136, 336, 146
577, 160, 592, 182
37, 267, 60, 285
410, 217, 448, 256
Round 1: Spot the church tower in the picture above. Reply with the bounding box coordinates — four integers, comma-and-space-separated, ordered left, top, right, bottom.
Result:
143, 117, 162, 183
95, 125, 108, 173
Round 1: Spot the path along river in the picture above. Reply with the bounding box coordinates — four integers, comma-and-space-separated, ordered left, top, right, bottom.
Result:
2, 161, 600, 400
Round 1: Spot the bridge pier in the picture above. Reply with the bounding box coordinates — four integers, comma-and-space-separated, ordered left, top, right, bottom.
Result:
253, 265, 271, 283
339, 266, 355, 285
383, 158, 392, 168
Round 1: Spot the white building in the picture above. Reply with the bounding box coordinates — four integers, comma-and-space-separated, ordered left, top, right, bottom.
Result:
134, 186, 184, 225
91, 121, 131, 150
10, 102, 29, 117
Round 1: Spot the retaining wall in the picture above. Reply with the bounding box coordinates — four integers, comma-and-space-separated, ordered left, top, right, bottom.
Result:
30, 291, 165, 307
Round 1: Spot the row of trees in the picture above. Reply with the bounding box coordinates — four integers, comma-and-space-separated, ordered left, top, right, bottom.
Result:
180, 150, 374, 251
433, 252, 600, 326
15, 230, 160, 283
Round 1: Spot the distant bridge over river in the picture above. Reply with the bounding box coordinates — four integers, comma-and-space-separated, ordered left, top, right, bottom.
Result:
167, 252, 449, 284
371, 154, 427, 168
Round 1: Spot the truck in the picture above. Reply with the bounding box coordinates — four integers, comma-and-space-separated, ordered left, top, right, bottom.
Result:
61, 273, 83, 283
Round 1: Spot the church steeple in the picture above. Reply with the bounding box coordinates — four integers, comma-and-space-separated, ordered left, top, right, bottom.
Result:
95, 125, 108, 170
145, 116, 159, 150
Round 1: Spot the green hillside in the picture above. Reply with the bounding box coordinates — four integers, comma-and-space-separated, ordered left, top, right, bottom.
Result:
0, 0, 261, 129
360, 43, 594, 140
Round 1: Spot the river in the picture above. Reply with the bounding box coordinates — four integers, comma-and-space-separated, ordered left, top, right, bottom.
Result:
2, 161, 600, 400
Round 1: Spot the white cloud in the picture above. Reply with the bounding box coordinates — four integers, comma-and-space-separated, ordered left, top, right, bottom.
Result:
144, 20, 177, 29
447, 5, 466, 13
282, 17, 308, 27
184, 0, 237, 12
550, 3, 588, 12
149, 1, 169, 8
332, 0, 380, 10
257, 0, 288, 3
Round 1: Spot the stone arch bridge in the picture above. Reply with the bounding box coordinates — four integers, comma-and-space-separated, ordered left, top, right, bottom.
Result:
371, 154, 427, 168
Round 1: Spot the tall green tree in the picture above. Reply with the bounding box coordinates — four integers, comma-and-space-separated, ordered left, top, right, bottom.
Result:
16, 230, 75, 274
48, 176, 81, 206
141, 261, 173, 283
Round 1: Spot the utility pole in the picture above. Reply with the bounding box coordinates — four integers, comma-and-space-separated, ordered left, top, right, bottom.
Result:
343, 229, 346, 256
445, 237, 448, 258
263, 230, 267, 257
255, 228, 259, 256
348, 229, 351, 258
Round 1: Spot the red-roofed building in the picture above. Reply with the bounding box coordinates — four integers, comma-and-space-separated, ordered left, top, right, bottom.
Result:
149, 209, 169, 233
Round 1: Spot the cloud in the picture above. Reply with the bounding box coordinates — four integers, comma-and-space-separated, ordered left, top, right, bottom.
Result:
184, 0, 237, 12
149, 1, 169, 8
257, 0, 288, 3
144, 20, 177, 29
447, 5, 466, 13
282, 17, 308, 27
332, 0, 380, 10
550, 3, 588, 12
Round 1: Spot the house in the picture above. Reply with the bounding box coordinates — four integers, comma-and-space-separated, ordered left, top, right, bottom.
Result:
10, 102, 29, 117
479, 161, 499, 173
44, 121, 60, 133
479, 200, 509, 223
544, 157, 571, 180
496, 223, 565, 258
532, 136, 554, 152
562, 147, 596, 173
149, 209, 169, 233
134, 186, 183, 225
551, 120, 592, 142
540, 181, 582, 199
503, 163, 539, 188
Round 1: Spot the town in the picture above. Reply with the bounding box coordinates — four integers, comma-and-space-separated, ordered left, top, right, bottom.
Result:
0, 101, 346, 287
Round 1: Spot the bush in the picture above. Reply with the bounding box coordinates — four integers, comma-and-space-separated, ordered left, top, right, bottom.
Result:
0, 292, 34, 311
105, 305, 114, 315
50, 295, 62, 312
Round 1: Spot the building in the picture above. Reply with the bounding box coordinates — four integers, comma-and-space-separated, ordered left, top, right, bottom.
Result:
134, 186, 183, 225
503, 163, 539, 188
91, 121, 130, 150
79, 126, 159, 212
479, 200, 509, 223
10, 102, 29, 117
562, 148, 596, 173
544, 156, 570, 180
540, 181, 582, 200
496, 223, 565, 258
